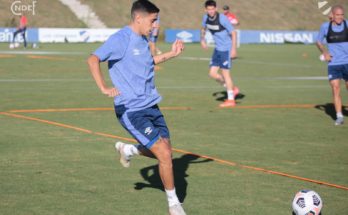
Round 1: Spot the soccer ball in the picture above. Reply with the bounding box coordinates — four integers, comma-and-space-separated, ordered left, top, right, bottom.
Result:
292, 190, 323, 215
9, 43, 15, 49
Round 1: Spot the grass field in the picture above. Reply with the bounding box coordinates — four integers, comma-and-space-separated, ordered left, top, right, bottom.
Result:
0, 42, 347, 215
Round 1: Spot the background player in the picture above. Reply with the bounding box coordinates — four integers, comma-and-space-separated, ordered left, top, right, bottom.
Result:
149, 15, 162, 56
222, 5, 239, 27
201, 0, 239, 108
317, 5, 348, 125
11, 15, 27, 48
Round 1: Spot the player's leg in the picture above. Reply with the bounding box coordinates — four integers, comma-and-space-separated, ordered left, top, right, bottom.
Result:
219, 51, 239, 107
221, 69, 234, 93
209, 49, 225, 85
114, 105, 151, 167
219, 69, 238, 107
115, 105, 185, 214
328, 65, 344, 125
12, 29, 20, 43
149, 138, 174, 189
114, 105, 170, 163
344, 65, 348, 91
150, 138, 185, 215
148, 106, 184, 214
209, 66, 224, 84
22, 28, 27, 48
114, 105, 161, 166
330, 79, 342, 115
330, 79, 344, 125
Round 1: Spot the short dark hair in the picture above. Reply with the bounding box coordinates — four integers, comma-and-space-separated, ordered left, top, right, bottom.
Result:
131, 0, 160, 20
205, 0, 216, 8
223, 5, 229, 10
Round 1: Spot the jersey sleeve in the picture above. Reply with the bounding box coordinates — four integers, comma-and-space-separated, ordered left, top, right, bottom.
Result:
220, 14, 234, 34
202, 15, 208, 28
93, 31, 129, 62
317, 23, 328, 43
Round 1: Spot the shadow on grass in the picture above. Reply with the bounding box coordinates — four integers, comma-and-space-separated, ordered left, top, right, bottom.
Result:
315, 103, 348, 120
134, 154, 212, 203
213, 91, 245, 102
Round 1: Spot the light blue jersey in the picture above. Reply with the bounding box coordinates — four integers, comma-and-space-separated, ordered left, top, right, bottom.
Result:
93, 26, 161, 111
202, 13, 234, 52
317, 20, 348, 66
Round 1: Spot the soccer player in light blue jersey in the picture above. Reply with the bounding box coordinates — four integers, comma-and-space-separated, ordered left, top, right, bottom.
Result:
87, 1, 186, 214
201, 0, 239, 108
317, 5, 348, 126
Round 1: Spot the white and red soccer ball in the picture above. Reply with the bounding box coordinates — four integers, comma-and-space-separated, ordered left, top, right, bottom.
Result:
292, 190, 323, 215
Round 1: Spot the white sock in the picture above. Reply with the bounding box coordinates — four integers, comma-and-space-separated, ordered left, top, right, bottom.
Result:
165, 188, 180, 207
337, 112, 343, 118
227, 90, 234, 100
123, 144, 140, 157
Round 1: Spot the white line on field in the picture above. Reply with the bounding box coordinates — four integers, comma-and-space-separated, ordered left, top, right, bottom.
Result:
0, 76, 328, 84
0, 79, 92, 82
0, 50, 85, 55
178, 56, 323, 69
272, 76, 327, 80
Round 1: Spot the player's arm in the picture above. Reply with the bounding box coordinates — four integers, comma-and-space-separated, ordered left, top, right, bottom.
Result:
153, 39, 184, 65
316, 41, 331, 62
316, 24, 331, 62
87, 55, 120, 97
200, 27, 208, 49
231, 30, 237, 59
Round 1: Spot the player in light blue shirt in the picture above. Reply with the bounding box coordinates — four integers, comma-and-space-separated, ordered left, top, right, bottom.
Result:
201, 13, 233, 52
93, 25, 161, 111
87, 1, 186, 214
201, 0, 240, 108
316, 5, 348, 125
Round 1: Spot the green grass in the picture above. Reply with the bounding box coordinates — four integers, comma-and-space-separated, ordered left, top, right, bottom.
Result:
0, 42, 347, 215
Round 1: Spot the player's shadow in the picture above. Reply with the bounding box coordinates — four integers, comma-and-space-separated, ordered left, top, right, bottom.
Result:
315, 103, 348, 120
134, 154, 213, 203
213, 91, 245, 102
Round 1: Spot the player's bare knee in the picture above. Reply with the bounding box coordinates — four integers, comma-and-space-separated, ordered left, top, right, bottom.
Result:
333, 86, 341, 94
209, 72, 216, 79
152, 138, 172, 159
157, 150, 173, 169
159, 157, 173, 170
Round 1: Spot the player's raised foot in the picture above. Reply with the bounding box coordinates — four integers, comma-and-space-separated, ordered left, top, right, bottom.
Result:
219, 99, 236, 108
169, 204, 186, 215
334, 117, 344, 126
115, 142, 130, 168
233, 86, 240, 98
